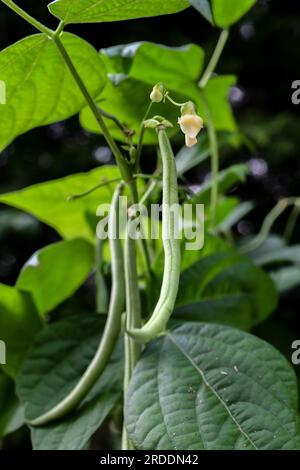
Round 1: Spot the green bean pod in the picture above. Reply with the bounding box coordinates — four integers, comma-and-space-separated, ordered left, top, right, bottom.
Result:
30, 185, 125, 426
128, 127, 181, 342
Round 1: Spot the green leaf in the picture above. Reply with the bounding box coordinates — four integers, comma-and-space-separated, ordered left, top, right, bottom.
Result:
100, 41, 236, 132
174, 251, 278, 329
0, 374, 24, 437
130, 42, 205, 93
0, 166, 120, 241
218, 201, 255, 232
188, 0, 213, 23
0, 33, 106, 152
0, 284, 42, 377
271, 266, 300, 294
125, 323, 300, 450
16, 239, 95, 317
200, 75, 237, 132
48, 0, 190, 24
194, 163, 249, 203
80, 75, 179, 144
16, 314, 123, 450
212, 0, 257, 28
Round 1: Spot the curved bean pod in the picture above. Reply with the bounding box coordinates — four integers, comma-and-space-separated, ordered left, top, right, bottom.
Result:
128, 127, 181, 342
30, 185, 125, 426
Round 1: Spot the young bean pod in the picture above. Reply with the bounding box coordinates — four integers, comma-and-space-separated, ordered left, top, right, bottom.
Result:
128, 127, 181, 342
30, 185, 125, 426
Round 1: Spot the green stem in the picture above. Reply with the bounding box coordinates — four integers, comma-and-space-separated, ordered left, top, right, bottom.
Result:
1, 0, 54, 36
165, 94, 187, 107
240, 198, 299, 254
53, 36, 132, 184
122, 219, 142, 450
200, 90, 219, 229
199, 29, 229, 89
284, 205, 300, 243
68, 177, 122, 201
134, 102, 153, 172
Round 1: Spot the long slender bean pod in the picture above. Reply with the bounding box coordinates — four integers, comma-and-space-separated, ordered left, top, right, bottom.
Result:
122, 218, 142, 449
128, 127, 181, 342
30, 185, 125, 426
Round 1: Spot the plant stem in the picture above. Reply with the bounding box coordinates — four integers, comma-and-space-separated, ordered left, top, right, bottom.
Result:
68, 177, 122, 201
199, 29, 229, 89
53, 36, 132, 184
1, 0, 54, 36
284, 204, 300, 242
134, 102, 153, 172
200, 90, 219, 229
240, 198, 299, 254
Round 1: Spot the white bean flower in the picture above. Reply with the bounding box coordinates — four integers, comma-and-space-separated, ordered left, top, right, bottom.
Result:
178, 101, 203, 147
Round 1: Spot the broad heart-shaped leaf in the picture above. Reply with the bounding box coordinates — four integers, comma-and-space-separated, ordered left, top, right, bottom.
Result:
129, 42, 205, 93
0, 374, 24, 437
48, 0, 190, 24
100, 41, 236, 132
173, 251, 278, 329
80, 75, 180, 144
16, 314, 123, 450
0, 284, 42, 378
125, 323, 300, 450
16, 239, 95, 317
188, 0, 213, 23
0, 166, 120, 241
212, 0, 257, 28
0, 32, 106, 152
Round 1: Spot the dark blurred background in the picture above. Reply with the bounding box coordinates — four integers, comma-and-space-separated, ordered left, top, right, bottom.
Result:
0, 0, 300, 450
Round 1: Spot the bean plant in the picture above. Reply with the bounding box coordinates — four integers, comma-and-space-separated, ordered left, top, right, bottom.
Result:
0, 0, 300, 451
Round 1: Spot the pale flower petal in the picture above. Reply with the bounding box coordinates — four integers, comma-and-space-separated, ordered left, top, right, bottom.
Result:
178, 114, 203, 138
185, 135, 197, 147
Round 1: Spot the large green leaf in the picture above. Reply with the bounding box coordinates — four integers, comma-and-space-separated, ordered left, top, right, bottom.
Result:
100, 41, 236, 133
80, 75, 179, 144
130, 42, 205, 94
174, 251, 278, 329
0, 32, 106, 151
188, 0, 213, 23
0, 374, 24, 437
212, 0, 257, 28
125, 323, 300, 450
16, 314, 123, 450
0, 166, 120, 241
0, 284, 42, 377
48, 0, 190, 24
16, 239, 95, 317
200, 75, 237, 131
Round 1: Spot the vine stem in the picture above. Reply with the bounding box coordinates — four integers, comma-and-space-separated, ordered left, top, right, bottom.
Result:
1, 0, 54, 37
200, 90, 219, 229
240, 197, 300, 254
134, 102, 153, 172
199, 29, 229, 89
198, 29, 229, 230
53, 36, 132, 184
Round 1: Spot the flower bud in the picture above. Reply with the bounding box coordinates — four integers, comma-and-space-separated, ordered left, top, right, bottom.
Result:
150, 83, 165, 103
